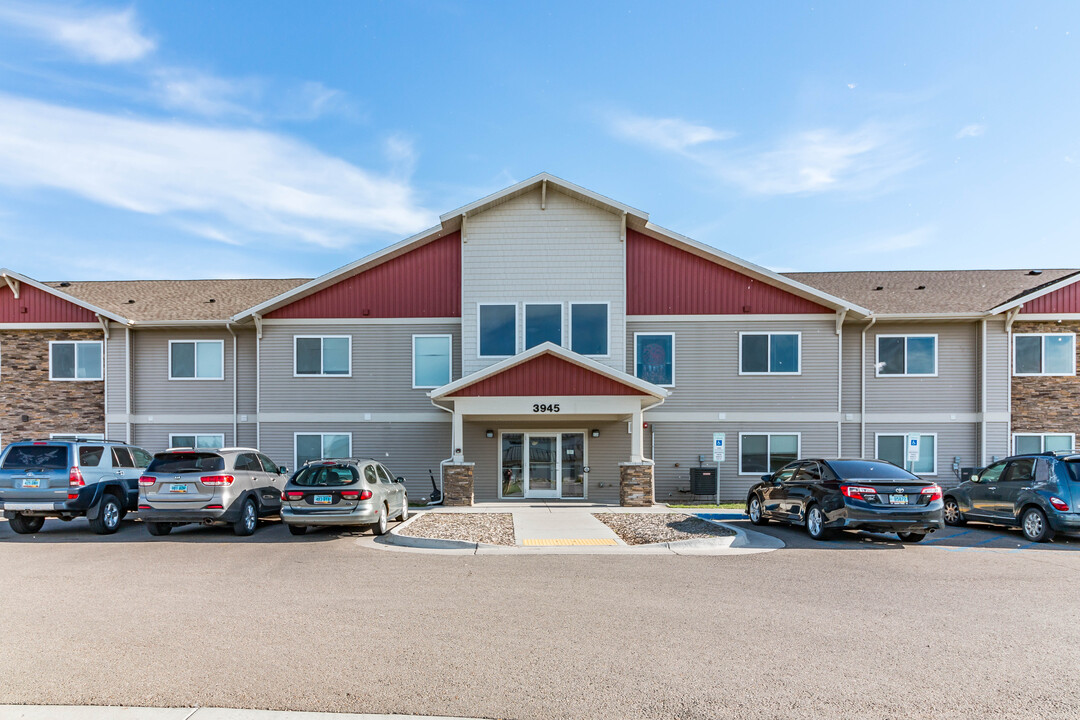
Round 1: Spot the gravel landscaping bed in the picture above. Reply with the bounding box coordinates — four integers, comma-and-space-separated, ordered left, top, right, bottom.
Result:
593, 513, 736, 546
398, 512, 516, 546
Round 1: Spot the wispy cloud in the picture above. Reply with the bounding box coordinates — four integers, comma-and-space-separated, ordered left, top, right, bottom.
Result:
849, 225, 936, 255
610, 115, 734, 152
148, 70, 354, 121
956, 123, 986, 139
0, 94, 433, 248
0, 2, 154, 63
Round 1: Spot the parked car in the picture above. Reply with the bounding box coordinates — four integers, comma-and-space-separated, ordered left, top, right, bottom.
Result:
138, 447, 288, 536
280, 458, 408, 536
943, 452, 1080, 542
0, 438, 152, 534
746, 458, 944, 542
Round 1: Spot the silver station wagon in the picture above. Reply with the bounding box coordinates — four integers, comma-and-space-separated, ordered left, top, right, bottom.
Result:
280, 458, 408, 536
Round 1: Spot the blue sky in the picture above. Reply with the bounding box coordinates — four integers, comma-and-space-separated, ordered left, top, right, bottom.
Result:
0, 1, 1077, 280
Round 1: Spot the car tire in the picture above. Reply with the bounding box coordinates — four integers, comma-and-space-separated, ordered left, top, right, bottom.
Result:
1021, 507, 1055, 543
233, 498, 258, 537
287, 524, 307, 536
88, 493, 122, 535
371, 504, 389, 536
145, 522, 172, 536
897, 532, 926, 543
8, 515, 45, 534
748, 495, 768, 525
805, 505, 832, 541
943, 497, 965, 526
398, 496, 409, 522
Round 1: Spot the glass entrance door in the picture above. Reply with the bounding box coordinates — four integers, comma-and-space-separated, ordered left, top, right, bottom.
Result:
525, 435, 559, 498
500, 432, 588, 499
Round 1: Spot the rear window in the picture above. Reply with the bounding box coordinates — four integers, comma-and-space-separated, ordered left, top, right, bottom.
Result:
2, 445, 70, 470
828, 460, 919, 480
147, 452, 225, 473
293, 465, 359, 487
79, 446, 105, 467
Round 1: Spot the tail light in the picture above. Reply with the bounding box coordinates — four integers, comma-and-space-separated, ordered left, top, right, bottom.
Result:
841, 485, 877, 500
67, 493, 79, 500
138, 475, 156, 486
69, 466, 85, 488
921, 485, 943, 502
200, 475, 235, 486
1049, 496, 1070, 511
341, 489, 373, 501
283, 491, 304, 501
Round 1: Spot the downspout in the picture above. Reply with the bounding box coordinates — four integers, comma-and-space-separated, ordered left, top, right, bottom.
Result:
835, 309, 847, 456
642, 395, 666, 505
860, 316, 877, 458
227, 323, 237, 447
125, 326, 132, 443
1005, 306, 1021, 458
254, 314, 263, 449
430, 399, 455, 504
980, 318, 988, 466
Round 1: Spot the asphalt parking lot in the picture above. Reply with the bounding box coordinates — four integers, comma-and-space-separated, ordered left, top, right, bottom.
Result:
2, 515, 1080, 720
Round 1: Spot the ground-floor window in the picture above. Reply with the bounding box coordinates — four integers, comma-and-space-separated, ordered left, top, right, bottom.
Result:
876, 433, 937, 475
169, 433, 225, 449
739, 433, 799, 474
1013, 433, 1074, 455
295, 432, 351, 469
50, 433, 105, 441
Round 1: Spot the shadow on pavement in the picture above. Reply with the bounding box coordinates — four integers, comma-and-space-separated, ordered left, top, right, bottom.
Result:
0, 517, 397, 544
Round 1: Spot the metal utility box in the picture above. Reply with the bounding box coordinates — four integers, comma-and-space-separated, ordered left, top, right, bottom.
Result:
689, 467, 718, 496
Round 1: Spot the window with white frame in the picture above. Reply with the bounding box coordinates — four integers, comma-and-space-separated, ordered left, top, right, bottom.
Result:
49, 341, 103, 381
1013, 433, 1074, 455
876, 335, 937, 376
876, 433, 937, 475
295, 433, 351, 468
169, 433, 226, 449
1014, 334, 1076, 376
525, 303, 562, 349
413, 334, 451, 388
739, 433, 800, 474
479, 304, 517, 357
169, 340, 224, 380
570, 303, 609, 356
740, 333, 800, 374
635, 333, 674, 386
294, 336, 351, 376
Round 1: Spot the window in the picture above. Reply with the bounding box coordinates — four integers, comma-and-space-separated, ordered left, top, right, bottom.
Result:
1014, 334, 1076, 376
635, 333, 674, 386
79, 447, 105, 467
525, 303, 562, 349
876, 433, 937, 475
740, 333, 800, 374
570, 303, 609, 355
130, 447, 153, 468
479, 304, 517, 357
50, 433, 105, 440
169, 433, 225, 449
876, 335, 936, 376
376, 464, 393, 483
413, 335, 451, 388
1014, 433, 1074, 455
111, 447, 135, 468
363, 465, 379, 484
295, 433, 351, 468
49, 341, 102, 381
739, 433, 800, 474
234, 453, 261, 472
257, 454, 280, 473
169, 340, 224, 380
294, 336, 351, 377
293, 465, 358, 486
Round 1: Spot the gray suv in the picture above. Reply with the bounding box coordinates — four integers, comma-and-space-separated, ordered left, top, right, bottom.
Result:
280, 458, 408, 536
0, 438, 153, 534
138, 447, 288, 536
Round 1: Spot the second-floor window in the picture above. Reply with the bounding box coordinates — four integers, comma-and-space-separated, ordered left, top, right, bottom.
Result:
1014, 334, 1075, 376
635, 333, 674, 386
413, 334, 451, 388
877, 335, 936, 376
49, 341, 103, 381
570, 302, 608, 356
525, 303, 562, 349
169, 340, 224, 380
740, 332, 800, 374
479, 304, 516, 357
295, 336, 351, 376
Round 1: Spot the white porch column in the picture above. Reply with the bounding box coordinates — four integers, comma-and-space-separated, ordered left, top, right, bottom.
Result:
630, 407, 644, 462
452, 407, 464, 463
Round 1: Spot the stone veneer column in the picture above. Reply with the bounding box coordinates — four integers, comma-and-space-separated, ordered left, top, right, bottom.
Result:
619, 461, 654, 507
442, 463, 475, 507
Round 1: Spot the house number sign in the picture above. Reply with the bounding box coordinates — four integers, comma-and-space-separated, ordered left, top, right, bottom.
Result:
532, 403, 561, 413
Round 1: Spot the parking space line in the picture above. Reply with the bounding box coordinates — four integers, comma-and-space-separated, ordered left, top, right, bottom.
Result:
970, 535, 1007, 546
923, 530, 974, 543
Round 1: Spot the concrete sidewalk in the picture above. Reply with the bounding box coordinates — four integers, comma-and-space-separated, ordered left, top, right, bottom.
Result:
0, 707, 482, 720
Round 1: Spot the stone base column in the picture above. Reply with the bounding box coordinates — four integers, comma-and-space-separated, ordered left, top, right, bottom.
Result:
442, 463, 475, 507
619, 461, 654, 507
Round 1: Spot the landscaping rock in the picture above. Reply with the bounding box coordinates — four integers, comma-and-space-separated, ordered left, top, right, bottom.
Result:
593, 512, 736, 546
399, 512, 516, 546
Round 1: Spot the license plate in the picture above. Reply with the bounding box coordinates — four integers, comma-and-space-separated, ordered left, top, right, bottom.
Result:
169, 484, 189, 493
889, 494, 909, 505
21, 478, 40, 489
313, 494, 332, 504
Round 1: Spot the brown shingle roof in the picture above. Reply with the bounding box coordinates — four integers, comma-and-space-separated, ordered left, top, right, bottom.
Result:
784, 269, 1080, 314
45, 278, 309, 322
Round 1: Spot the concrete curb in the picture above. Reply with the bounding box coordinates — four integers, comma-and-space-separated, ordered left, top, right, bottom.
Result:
0, 706, 481, 720
384, 510, 503, 552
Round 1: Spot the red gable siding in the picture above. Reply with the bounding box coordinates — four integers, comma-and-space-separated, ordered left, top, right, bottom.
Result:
267, 232, 461, 319
449, 354, 644, 397
1021, 279, 1080, 314
0, 283, 98, 323
626, 229, 829, 315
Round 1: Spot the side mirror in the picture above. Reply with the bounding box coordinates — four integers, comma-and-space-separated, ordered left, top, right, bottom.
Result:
395, 476, 406, 484
279, 466, 289, 475
760, 474, 772, 483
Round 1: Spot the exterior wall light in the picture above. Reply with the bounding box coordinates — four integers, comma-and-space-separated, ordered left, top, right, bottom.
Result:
591, 429, 600, 438
486, 429, 494, 438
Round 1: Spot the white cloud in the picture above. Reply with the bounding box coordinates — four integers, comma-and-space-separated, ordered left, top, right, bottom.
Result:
850, 225, 936, 255
149, 68, 257, 118
956, 123, 986, 139
610, 115, 734, 152
0, 94, 433, 247
0, 3, 154, 63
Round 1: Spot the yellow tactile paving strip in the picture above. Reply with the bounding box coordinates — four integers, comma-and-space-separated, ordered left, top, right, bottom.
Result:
521, 538, 618, 546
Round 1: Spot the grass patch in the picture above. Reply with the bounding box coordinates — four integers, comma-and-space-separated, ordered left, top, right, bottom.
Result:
667, 503, 745, 510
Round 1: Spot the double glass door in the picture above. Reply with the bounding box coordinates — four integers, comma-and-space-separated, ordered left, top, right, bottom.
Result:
501, 432, 586, 499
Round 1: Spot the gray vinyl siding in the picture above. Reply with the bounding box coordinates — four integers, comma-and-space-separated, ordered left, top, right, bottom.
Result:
626, 318, 839, 412
259, 322, 461, 414
131, 422, 235, 455
107, 423, 127, 444
237, 423, 257, 449
984, 318, 1010, 414
864, 322, 978, 413
986, 421, 1011, 463
461, 187, 626, 376
236, 330, 257, 415
863, 422, 979, 489
841, 326, 862, 413
105, 331, 126, 416
130, 329, 235, 414
841, 423, 861, 458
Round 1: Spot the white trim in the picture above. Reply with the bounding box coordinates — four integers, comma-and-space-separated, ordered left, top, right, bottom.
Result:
987, 271, 1080, 315
738, 331, 803, 376
738, 432, 802, 476
0, 268, 129, 323
626, 314, 838, 323
0, 322, 103, 330
293, 431, 352, 470
412, 334, 453, 389
1012, 332, 1076, 377
524, 302, 564, 350
292, 335, 353, 378
874, 334, 939, 377
874, 432, 939, 475
569, 301, 611, 358
109, 412, 452, 424
1012, 432, 1076, 454
48, 340, 103, 381
167, 339, 225, 381
261, 317, 461, 326
168, 432, 226, 449
1015, 313, 1080, 321
477, 302, 518, 359
633, 332, 675, 387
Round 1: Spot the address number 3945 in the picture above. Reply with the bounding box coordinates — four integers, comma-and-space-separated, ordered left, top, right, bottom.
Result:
532, 403, 560, 413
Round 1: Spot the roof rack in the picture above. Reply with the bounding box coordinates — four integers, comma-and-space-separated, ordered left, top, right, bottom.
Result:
301, 457, 376, 466
163, 446, 259, 453
27, 437, 128, 444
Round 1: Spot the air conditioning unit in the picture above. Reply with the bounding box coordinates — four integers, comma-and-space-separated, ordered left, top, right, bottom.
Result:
689, 467, 717, 496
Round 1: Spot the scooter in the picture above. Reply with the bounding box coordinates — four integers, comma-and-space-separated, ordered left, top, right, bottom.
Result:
426, 469, 443, 506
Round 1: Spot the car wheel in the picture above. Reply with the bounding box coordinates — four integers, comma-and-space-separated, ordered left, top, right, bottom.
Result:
287, 524, 307, 536
943, 497, 965, 526
897, 532, 926, 543
1021, 507, 1055, 543
399, 495, 409, 522
8, 515, 45, 534
88, 493, 122, 535
805, 505, 831, 541
233, 498, 258, 537
145, 522, 172, 536
748, 495, 768, 525
372, 504, 389, 536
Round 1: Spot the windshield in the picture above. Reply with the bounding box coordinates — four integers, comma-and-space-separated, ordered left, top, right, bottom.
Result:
828, 460, 919, 481
1, 445, 70, 470
292, 465, 358, 487
147, 452, 225, 473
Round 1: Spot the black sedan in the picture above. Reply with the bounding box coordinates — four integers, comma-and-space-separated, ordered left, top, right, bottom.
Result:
745, 458, 944, 542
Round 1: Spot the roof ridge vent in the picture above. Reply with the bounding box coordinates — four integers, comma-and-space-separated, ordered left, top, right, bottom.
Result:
916, 285, 926, 290
1028, 269, 1043, 275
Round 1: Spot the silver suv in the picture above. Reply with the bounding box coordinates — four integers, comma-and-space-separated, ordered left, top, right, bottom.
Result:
280, 458, 408, 536
138, 447, 288, 536
0, 438, 153, 535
